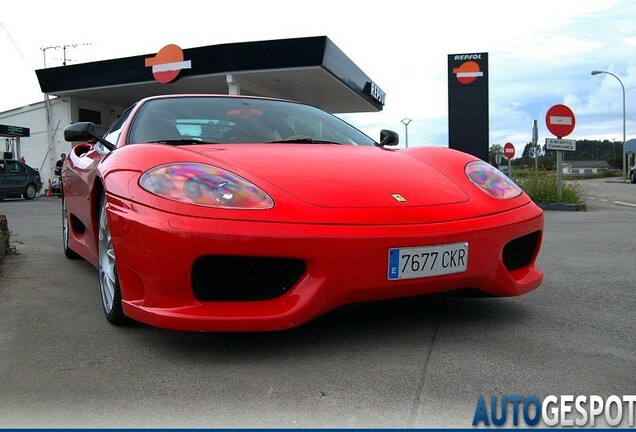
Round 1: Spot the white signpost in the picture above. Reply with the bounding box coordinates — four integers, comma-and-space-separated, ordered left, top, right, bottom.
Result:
546, 138, 577, 152
545, 105, 576, 198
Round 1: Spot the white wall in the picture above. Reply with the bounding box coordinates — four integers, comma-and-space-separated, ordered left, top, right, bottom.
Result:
1, 98, 70, 189
1, 97, 125, 193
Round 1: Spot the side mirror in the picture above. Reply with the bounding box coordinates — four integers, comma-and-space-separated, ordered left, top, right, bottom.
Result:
64, 122, 115, 151
64, 122, 96, 142
379, 129, 399, 147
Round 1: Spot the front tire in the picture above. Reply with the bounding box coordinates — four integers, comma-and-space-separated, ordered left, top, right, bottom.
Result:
62, 196, 80, 259
630, 171, 636, 184
23, 183, 37, 200
98, 194, 130, 325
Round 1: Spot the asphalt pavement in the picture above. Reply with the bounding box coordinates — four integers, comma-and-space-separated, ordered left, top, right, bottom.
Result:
0, 178, 634, 428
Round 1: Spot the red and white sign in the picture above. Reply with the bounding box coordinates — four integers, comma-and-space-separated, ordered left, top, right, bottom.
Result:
452, 61, 484, 85
145, 44, 192, 84
503, 142, 515, 159
545, 104, 575, 138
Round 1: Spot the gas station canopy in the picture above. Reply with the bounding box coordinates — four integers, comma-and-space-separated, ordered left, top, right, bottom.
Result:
35, 36, 385, 114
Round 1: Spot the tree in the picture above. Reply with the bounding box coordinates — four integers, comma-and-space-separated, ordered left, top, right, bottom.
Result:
489, 144, 503, 166
522, 141, 542, 160
520, 141, 543, 168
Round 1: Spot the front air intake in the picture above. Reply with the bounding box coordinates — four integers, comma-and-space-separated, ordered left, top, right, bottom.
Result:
192, 256, 306, 301
502, 231, 541, 271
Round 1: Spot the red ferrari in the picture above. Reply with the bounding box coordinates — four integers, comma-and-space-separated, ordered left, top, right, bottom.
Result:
62, 94, 543, 332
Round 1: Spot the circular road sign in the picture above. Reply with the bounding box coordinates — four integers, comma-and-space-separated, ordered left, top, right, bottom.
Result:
503, 142, 515, 159
545, 104, 576, 138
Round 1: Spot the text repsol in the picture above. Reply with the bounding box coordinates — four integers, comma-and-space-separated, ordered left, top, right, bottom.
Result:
454, 54, 482, 60
369, 82, 386, 105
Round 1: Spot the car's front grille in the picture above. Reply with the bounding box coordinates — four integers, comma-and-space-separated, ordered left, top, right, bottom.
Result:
191, 256, 306, 301
502, 231, 541, 271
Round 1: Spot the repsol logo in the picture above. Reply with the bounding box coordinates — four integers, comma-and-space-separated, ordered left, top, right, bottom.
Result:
454, 54, 482, 60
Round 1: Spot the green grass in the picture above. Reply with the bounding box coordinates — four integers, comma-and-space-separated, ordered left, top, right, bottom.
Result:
511, 170, 586, 205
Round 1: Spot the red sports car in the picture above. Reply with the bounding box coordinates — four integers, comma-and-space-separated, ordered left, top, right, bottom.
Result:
62, 94, 543, 332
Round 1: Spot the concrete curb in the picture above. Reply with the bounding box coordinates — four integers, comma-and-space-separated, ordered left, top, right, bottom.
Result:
537, 202, 587, 211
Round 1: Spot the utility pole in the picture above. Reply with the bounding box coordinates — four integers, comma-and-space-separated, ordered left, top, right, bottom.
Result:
400, 118, 412, 148
532, 120, 538, 171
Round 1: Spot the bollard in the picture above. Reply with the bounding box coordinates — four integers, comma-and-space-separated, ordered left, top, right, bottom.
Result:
0, 214, 8, 260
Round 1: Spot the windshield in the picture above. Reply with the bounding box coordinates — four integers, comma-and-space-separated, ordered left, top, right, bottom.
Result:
127, 96, 376, 146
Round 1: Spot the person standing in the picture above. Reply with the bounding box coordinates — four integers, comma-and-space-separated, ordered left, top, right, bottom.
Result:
55, 153, 66, 177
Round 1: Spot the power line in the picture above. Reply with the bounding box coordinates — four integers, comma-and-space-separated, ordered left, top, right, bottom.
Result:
0, 21, 30, 65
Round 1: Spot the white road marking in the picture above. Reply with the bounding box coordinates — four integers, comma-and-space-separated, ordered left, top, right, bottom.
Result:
613, 201, 636, 208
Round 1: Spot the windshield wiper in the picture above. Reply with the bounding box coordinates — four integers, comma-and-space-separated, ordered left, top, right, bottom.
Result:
266, 138, 342, 145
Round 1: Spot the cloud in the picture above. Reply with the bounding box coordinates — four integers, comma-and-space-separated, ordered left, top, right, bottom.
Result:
1, 0, 636, 157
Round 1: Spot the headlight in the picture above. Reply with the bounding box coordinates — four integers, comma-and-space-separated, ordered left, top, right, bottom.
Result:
139, 163, 274, 209
465, 161, 522, 200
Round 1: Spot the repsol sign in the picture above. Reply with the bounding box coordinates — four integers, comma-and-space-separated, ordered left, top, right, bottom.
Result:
365, 81, 386, 105
447, 52, 489, 162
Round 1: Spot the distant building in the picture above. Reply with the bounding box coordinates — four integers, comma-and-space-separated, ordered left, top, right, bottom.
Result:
562, 160, 611, 175
626, 139, 636, 170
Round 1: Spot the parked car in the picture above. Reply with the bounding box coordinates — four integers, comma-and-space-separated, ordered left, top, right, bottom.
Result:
630, 164, 636, 183
62, 94, 544, 332
0, 159, 43, 201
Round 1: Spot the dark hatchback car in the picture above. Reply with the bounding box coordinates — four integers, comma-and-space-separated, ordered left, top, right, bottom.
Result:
0, 159, 43, 200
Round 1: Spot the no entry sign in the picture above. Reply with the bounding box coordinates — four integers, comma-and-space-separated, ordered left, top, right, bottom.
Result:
546, 104, 575, 138
503, 142, 515, 159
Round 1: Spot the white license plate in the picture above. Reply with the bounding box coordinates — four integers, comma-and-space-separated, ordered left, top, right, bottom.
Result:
388, 242, 468, 280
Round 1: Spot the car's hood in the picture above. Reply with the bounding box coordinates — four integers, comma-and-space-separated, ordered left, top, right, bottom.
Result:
195, 144, 469, 208
104, 143, 536, 225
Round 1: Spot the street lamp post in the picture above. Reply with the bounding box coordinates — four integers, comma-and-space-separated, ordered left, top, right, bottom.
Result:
400, 118, 412, 148
591, 70, 626, 181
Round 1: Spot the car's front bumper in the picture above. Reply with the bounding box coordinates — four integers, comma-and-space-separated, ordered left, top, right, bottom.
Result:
106, 196, 544, 332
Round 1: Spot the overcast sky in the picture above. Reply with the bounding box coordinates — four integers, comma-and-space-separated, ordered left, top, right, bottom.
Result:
2, 0, 635, 155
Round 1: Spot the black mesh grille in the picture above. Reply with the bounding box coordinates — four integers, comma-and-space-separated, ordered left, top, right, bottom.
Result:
502, 231, 540, 271
192, 256, 306, 301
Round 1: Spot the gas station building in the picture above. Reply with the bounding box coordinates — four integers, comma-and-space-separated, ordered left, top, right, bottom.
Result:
0, 36, 386, 189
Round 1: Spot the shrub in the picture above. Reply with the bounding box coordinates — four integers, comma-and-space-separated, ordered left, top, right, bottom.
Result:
511, 170, 585, 205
